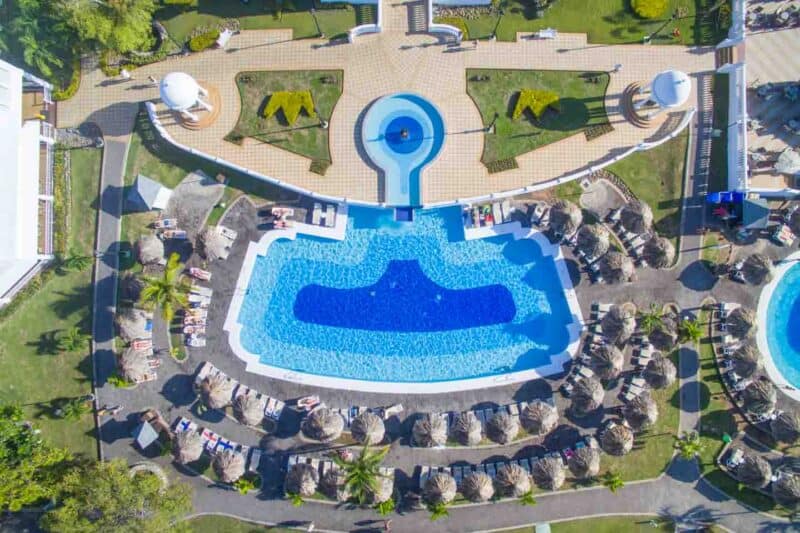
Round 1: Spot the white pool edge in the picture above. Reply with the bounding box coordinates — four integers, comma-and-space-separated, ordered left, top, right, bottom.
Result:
223, 211, 584, 394
755, 250, 800, 402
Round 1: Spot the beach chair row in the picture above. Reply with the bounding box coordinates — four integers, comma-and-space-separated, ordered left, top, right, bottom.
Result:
425, 397, 556, 438
174, 416, 262, 473
311, 202, 337, 228
606, 208, 649, 264
195, 361, 286, 421
287, 453, 393, 482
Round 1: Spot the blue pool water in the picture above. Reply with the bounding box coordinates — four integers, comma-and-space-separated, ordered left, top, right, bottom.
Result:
765, 262, 800, 388
361, 93, 445, 207
236, 206, 574, 383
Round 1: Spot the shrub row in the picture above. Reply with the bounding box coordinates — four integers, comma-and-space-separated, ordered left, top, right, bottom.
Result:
53, 59, 81, 101
485, 157, 518, 174
162, 0, 194, 4
584, 122, 614, 141
434, 16, 470, 40
309, 159, 331, 176
53, 150, 69, 256
263, 90, 316, 125
189, 29, 220, 52
512, 89, 560, 120
631, 0, 667, 19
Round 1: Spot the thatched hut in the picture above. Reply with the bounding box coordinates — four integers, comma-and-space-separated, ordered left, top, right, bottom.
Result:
772, 472, 800, 509
197, 226, 230, 261
520, 400, 558, 436
213, 449, 245, 483
460, 472, 494, 502
730, 342, 763, 379
531, 456, 566, 491
643, 354, 677, 389
412, 414, 448, 448
285, 463, 319, 497
200, 373, 234, 410
118, 347, 149, 383
567, 446, 600, 479
642, 236, 675, 269
649, 313, 678, 351
601, 424, 634, 456
495, 463, 532, 498
590, 343, 624, 381
742, 253, 774, 285
234, 393, 265, 427
301, 407, 344, 442
319, 468, 350, 502
620, 199, 653, 234
116, 307, 151, 341
370, 474, 394, 504
423, 472, 457, 505
576, 224, 610, 258
173, 430, 203, 464
136, 235, 164, 265
727, 306, 757, 340
742, 378, 777, 416
549, 200, 583, 238
351, 411, 385, 445
570, 376, 605, 417
623, 391, 659, 431
451, 411, 483, 446
601, 304, 636, 345
600, 251, 635, 284
771, 411, 800, 444
486, 411, 519, 445
736, 454, 772, 489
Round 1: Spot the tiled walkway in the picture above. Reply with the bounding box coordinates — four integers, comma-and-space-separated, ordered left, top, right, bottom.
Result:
60, 21, 714, 204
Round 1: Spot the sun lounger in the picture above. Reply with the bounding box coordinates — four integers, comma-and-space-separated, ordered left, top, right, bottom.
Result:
578, 366, 594, 379
501, 200, 513, 220
476, 463, 487, 475
190, 285, 213, 297
269, 400, 286, 421
205, 432, 220, 452
287, 455, 299, 468
518, 458, 531, 473
381, 403, 404, 419
507, 403, 519, 417
163, 229, 188, 240
195, 362, 214, 384
492, 203, 503, 225
483, 408, 494, 424
189, 267, 212, 281
312, 203, 322, 225
218, 226, 238, 241
324, 204, 336, 227
474, 409, 487, 425
418, 466, 431, 489
154, 218, 178, 229
185, 335, 206, 347
132, 339, 152, 351
135, 372, 157, 384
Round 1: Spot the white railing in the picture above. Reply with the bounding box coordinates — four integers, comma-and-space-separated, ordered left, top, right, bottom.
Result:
717, 0, 746, 49
427, 0, 462, 43
348, 0, 382, 42
22, 71, 53, 103
43, 142, 54, 197
717, 61, 748, 192
40, 121, 56, 143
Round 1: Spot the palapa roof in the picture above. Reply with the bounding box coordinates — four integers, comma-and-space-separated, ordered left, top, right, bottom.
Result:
771, 410, 800, 444
412, 414, 448, 448
173, 430, 204, 464
486, 411, 519, 445
301, 407, 344, 442
136, 234, 164, 265
286, 463, 319, 497
496, 463, 532, 497
201, 373, 234, 410
576, 224, 610, 258
549, 199, 583, 237
570, 376, 605, 417
601, 304, 636, 345
742, 378, 777, 416
460, 472, 495, 502
520, 400, 558, 436
531, 456, 566, 491
727, 306, 757, 339
649, 313, 678, 351
567, 446, 600, 479
213, 449, 245, 484
369, 474, 394, 504
423, 472, 457, 505
601, 424, 634, 456
235, 393, 266, 427
643, 354, 677, 389
116, 307, 151, 341
742, 253, 774, 285
600, 251, 635, 284
620, 199, 653, 234
320, 469, 351, 502
737, 454, 772, 489
590, 343, 624, 381
772, 472, 800, 509
642, 236, 675, 269
118, 347, 149, 383
451, 411, 483, 446
198, 226, 231, 261
350, 411, 385, 445
623, 391, 659, 431
731, 342, 763, 379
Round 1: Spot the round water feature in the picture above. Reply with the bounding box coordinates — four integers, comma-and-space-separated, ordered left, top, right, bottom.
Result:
361, 93, 445, 207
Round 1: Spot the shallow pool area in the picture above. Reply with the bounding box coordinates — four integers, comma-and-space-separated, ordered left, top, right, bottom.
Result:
225, 206, 582, 392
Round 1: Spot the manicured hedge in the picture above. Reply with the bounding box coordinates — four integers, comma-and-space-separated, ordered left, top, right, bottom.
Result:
189, 29, 220, 52
485, 157, 518, 174
263, 91, 316, 125
631, 0, 668, 19
53, 59, 82, 101
309, 159, 331, 176
512, 89, 560, 120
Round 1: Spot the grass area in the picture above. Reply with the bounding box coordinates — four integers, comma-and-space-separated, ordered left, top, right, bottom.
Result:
550, 515, 668, 533
708, 73, 730, 193
607, 130, 688, 248
227, 70, 343, 163
459, 0, 730, 45
187, 515, 295, 532
466, 69, 609, 165
0, 148, 102, 457
121, 110, 289, 271
157, 0, 358, 44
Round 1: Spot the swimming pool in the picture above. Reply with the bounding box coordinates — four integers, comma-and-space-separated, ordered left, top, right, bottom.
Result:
758, 254, 800, 400
225, 206, 581, 392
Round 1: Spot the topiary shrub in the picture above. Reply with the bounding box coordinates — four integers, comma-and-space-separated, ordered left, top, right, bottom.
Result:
53, 59, 82, 101
631, 0, 668, 19
485, 157, 518, 174
189, 29, 220, 52
309, 159, 331, 176
262, 91, 316, 125
511, 89, 560, 120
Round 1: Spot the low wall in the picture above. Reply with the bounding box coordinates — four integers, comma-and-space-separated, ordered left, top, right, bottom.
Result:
428, 0, 463, 42
347, 0, 382, 42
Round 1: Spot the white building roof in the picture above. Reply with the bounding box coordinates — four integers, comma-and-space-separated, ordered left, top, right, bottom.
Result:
651, 70, 691, 108
718, 62, 749, 192
0, 59, 42, 299
159, 72, 200, 112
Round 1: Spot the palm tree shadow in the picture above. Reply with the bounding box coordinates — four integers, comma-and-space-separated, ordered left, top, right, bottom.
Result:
50, 284, 94, 319
26, 330, 62, 355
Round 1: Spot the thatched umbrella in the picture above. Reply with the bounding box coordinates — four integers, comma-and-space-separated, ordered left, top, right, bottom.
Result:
118, 347, 149, 383
213, 449, 245, 483
601, 304, 636, 345
495, 463, 532, 497
285, 463, 319, 497
742, 379, 777, 416
773, 472, 800, 509
451, 411, 483, 446
736, 454, 772, 489
576, 224, 610, 258
319, 468, 350, 502
301, 407, 344, 442
486, 411, 519, 445
520, 400, 558, 436
731, 342, 763, 379
620, 199, 653, 234
423, 472, 457, 505
771, 411, 800, 444
198, 226, 230, 261
570, 376, 605, 417
601, 424, 634, 456
600, 251, 635, 284
116, 307, 151, 341
173, 430, 203, 464
590, 343, 624, 381
119, 273, 144, 302
742, 253, 774, 285
623, 391, 659, 431
412, 414, 448, 448
234, 393, 265, 427
642, 236, 675, 269
567, 446, 600, 479
136, 235, 164, 265
351, 411, 385, 445
200, 373, 234, 410
649, 313, 678, 351
370, 474, 394, 504
727, 307, 757, 340
549, 200, 583, 238
643, 354, 677, 389
531, 456, 566, 491
460, 472, 494, 502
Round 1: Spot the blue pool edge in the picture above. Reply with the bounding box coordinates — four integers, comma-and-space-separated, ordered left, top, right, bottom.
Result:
222, 206, 585, 394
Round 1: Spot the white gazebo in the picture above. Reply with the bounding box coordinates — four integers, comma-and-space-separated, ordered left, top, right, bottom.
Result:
633, 70, 691, 119
159, 72, 212, 122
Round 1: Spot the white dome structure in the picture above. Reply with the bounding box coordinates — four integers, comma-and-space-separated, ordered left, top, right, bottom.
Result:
159, 72, 212, 122
634, 69, 692, 119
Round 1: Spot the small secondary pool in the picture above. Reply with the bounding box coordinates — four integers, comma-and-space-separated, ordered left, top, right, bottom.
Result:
761, 259, 800, 394
227, 206, 580, 391
361, 93, 445, 207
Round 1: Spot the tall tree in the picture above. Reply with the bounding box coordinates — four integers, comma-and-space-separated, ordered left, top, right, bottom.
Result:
7, 0, 74, 79
40, 458, 192, 533
63, 0, 157, 54
638, 303, 664, 334
678, 318, 703, 344
331, 445, 390, 505
139, 253, 190, 322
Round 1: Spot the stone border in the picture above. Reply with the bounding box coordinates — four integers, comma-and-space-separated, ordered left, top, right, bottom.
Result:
755, 251, 800, 402
223, 214, 583, 393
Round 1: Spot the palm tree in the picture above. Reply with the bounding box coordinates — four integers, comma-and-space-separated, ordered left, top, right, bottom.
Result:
674, 431, 704, 460
638, 303, 664, 334
601, 470, 624, 493
58, 326, 91, 352
428, 501, 450, 521
61, 397, 91, 420
139, 252, 189, 322
330, 445, 390, 505
678, 318, 702, 344
18, 31, 63, 78
57, 252, 93, 273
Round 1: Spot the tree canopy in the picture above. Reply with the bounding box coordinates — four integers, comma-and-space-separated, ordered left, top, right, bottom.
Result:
64, 0, 158, 54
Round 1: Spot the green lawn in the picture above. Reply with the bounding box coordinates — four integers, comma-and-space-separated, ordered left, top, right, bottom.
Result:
466, 69, 609, 165
607, 131, 688, 248
157, 0, 359, 44
504, 515, 669, 533
460, 0, 730, 44
227, 70, 343, 163
0, 148, 101, 457
708, 73, 730, 193
187, 515, 294, 532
